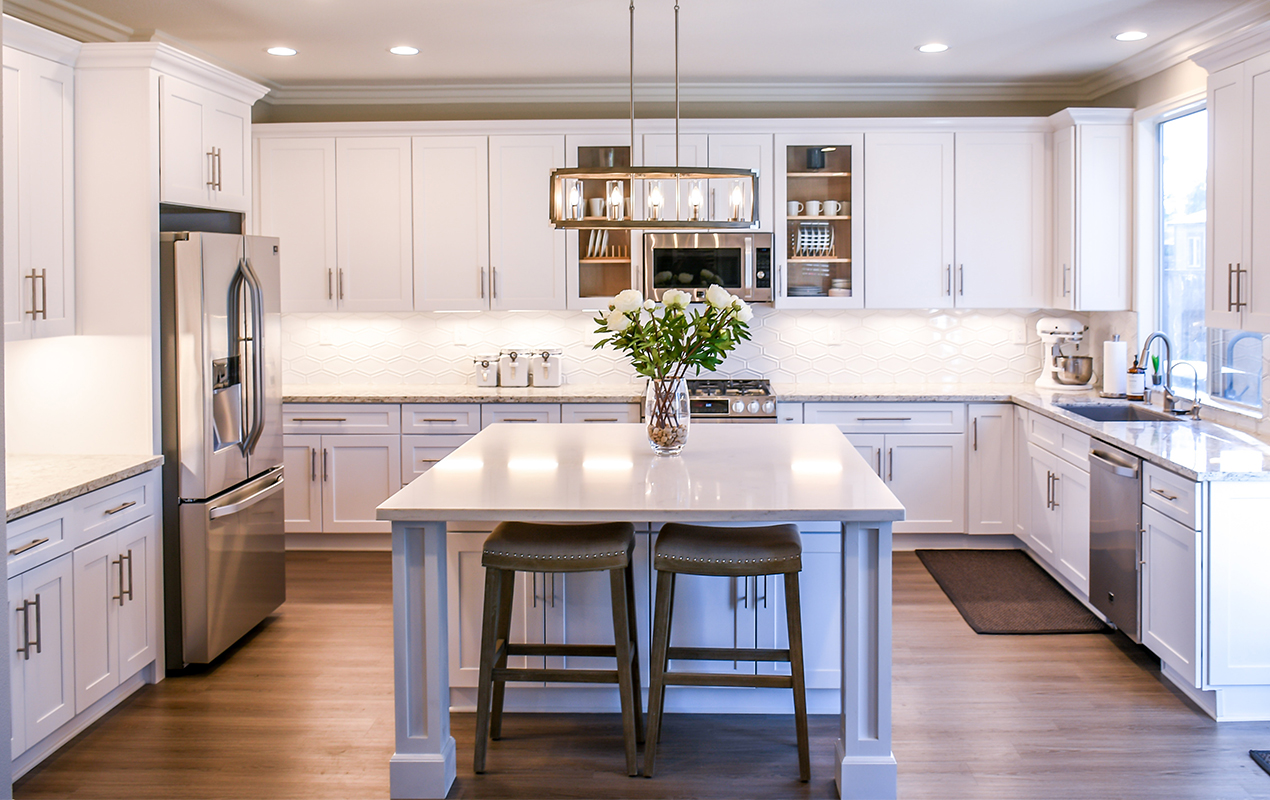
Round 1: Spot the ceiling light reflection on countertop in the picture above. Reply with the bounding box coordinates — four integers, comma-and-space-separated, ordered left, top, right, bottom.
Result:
917, 43, 949, 53
389, 45, 420, 56
1115, 31, 1148, 42
266, 46, 297, 56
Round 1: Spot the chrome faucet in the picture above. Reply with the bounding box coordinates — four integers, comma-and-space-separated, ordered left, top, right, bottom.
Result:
1138, 331, 1181, 413
1168, 360, 1202, 419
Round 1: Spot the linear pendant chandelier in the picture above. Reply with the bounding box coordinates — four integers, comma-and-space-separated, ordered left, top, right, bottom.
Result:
548, 1, 758, 230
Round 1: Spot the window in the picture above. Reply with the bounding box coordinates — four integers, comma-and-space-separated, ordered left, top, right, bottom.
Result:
1158, 108, 1262, 409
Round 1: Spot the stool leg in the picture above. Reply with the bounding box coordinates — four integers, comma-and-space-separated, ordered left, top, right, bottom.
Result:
609, 567, 639, 776
473, 566, 504, 774
624, 559, 644, 743
644, 570, 675, 778
784, 571, 810, 782
489, 569, 516, 741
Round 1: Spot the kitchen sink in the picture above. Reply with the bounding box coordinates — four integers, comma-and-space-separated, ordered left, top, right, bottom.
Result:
1057, 403, 1186, 423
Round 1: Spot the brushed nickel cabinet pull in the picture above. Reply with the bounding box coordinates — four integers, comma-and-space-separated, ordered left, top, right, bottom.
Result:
25, 271, 37, 318
322, 449, 329, 482
16, 601, 31, 660
292, 417, 348, 422
480, 267, 487, 300
112, 555, 125, 605
338, 269, 345, 300
944, 265, 951, 296
32, 594, 41, 655
502, 418, 538, 423
105, 500, 137, 516
37, 270, 47, 319
582, 418, 620, 422
419, 458, 442, 463
492, 267, 499, 300
875, 449, 881, 476
421, 418, 459, 423
1228, 263, 1237, 312
207, 148, 217, 187
1046, 471, 1053, 509
125, 550, 134, 602
310, 447, 317, 481
328, 268, 334, 301
1051, 474, 1060, 509
1063, 263, 1071, 297
9, 537, 49, 556
958, 265, 964, 296
858, 417, 911, 422
1150, 487, 1179, 502
972, 418, 978, 451
887, 448, 894, 482
1236, 263, 1247, 311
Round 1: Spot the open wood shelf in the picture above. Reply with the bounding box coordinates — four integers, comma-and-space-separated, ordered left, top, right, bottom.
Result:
787, 215, 851, 221
786, 171, 852, 177
788, 257, 852, 263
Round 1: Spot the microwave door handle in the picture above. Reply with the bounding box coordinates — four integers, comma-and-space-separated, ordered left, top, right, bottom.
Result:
745, 237, 754, 290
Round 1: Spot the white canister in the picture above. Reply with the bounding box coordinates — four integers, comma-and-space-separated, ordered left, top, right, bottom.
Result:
530, 349, 563, 387
499, 349, 530, 387
473, 354, 499, 387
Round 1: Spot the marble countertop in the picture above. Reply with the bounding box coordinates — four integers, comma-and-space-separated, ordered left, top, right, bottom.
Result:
7, 454, 164, 521
285, 383, 645, 404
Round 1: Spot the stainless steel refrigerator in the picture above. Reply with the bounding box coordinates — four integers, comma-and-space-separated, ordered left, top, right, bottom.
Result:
159, 231, 286, 669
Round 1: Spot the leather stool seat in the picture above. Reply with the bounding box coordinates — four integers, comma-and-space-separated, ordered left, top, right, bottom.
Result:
654, 522, 802, 576
482, 521, 634, 572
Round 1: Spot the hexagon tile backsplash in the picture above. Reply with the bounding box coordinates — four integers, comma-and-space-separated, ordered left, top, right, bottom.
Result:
281, 308, 1137, 386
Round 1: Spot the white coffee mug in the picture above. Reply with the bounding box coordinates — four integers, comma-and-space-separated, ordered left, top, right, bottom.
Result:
805, 200, 823, 216
587, 197, 606, 217
786, 200, 804, 217
823, 200, 844, 215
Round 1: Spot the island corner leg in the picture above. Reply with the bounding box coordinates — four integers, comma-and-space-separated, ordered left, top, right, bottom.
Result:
837, 520, 897, 800
391, 520, 457, 799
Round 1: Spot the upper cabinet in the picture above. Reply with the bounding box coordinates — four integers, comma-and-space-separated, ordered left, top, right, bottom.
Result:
257, 137, 338, 311
488, 135, 567, 310
159, 74, 253, 213
640, 133, 771, 229
413, 136, 490, 311
3, 20, 78, 340
1195, 33, 1270, 333
1049, 109, 1132, 312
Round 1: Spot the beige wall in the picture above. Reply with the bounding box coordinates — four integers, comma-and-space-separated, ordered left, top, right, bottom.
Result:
1091, 60, 1208, 108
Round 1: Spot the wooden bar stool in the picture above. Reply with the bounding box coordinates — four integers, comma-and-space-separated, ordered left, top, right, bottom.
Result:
473, 521, 643, 777
644, 522, 809, 781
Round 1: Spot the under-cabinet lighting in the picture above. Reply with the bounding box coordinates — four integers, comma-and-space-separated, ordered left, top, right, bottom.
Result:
1114, 31, 1148, 42
389, 45, 420, 56
266, 46, 298, 56
917, 43, 948, 53
508, 458, 559, 472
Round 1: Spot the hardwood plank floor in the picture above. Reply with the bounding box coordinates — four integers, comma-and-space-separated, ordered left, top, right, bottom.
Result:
13, 550, 1270, 799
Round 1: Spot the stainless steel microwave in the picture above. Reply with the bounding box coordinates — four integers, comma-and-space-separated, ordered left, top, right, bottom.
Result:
644, 232, 773, 304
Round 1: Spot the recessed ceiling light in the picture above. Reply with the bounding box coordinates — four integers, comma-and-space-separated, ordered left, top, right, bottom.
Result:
917, 43, 949, 54
1115, 31, 1148, 42
389, 45, 420, 56
266, 46, 297, 57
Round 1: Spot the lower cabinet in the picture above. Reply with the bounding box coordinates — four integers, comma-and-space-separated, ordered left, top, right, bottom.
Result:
967, 403, 1015, 534
283, 433, 402, 533
1141, 504, 1201, 686
9, 554, 75, 758
1024, 440, 1091, 594
848, 433, 966, 533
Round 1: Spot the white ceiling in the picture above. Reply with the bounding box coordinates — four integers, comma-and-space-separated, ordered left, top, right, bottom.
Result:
7, 0, 1269, 103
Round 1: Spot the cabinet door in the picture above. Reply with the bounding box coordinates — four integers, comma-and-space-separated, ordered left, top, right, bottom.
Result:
642, 133, 708, 219
1141, 505, 1201, 687
401, 434, 471, 485
258, 137, 339, 312
72, 532, 120, 710
335, 137, 414, 311
321, 434, 402, 533
1206, 64, 1247, 328
1054, 459, 1091, 595
204, 91, 251, 213
488, 135, 566, 310
159, 74, 212, 209
116, 517, 157, 681
1052, 124, 1076, 311
709, 133, 772, 229
886, 433, 965, 534
282, 434, 322, 533
758, 530, 840, 690
954, 132, 1047, 308
1244, 53, 1270, 332
845, 432, 884, 478
967, 404, 1015, 534
10, 574, 26, 756
480, 403, 561, 427
1026, 443, 1059, 562
447, 532, 533, 687
1014, 407, 1030, 538
413, 136, 490, 311
1207, 481, 1270, 685
21, 553, 75, 744
863, 132, 954, 309
3, 55, 21, 339
1073, 125, 1131, 311
545, 568, 618, 673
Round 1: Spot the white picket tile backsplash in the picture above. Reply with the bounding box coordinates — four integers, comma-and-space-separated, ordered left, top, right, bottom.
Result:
282, 308, 1135, 387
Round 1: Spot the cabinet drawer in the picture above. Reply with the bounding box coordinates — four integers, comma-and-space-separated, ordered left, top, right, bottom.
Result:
559, 403, 641, 423
283, 404, 401, 434
7, 504, 68, 575
1025, 411, 1089, 469
777, 403, 804, 424
401, 435, 474, 484
76, 471, 157, 544
1143, 462, 1202, 530
803, 402, 965, 433
481, 404, 561, 427
402, 404, 482, 434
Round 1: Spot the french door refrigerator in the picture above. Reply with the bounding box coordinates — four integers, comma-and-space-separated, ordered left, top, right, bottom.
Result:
159, 232, 285, 669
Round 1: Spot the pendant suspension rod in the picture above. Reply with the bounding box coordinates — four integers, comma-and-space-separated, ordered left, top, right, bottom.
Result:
674, 1, 680, 169
629, 0, 635, 161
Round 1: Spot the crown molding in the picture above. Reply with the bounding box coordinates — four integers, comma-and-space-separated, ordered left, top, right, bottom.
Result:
2, 0, 131, 43
1191, 19, 1270, 72
76, 42, 270, 104
2, 14, 81, 65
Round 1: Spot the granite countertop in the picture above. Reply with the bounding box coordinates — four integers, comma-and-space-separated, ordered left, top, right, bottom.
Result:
285, 383, 645, 404
7, 454, 164, 521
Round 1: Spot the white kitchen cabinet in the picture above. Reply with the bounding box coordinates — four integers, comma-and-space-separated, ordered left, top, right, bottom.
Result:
3, 41, 76, 340
954, 132, 1048, 308
1024, 442, 1059, 560
282, 434, 323, 533
1014, 406, 1030, 540
9, 575, 26, 757
757, 529, 841, 690
967, 404, 1016, 534
558, 403, 641, 424
1207, 480, 1270, 686
256, 137, 338, 312
1049, 109, 1132, 311
1200, 54, 1270, 332
488, 135, 567, 310
777, 402, 804, 425
10, 553, 75, 755
863, 132, 954, 309
413, 136, 491, 311
159, 73, 252, 212
401, 434, 473, 485
1141, 504, 1202, 687
335, 137, 415, 311
447, 531, 534, 688
323, 435, 402, 534
72, 516, 157, 711
1024, 437, 1091, 595
708, 133, 773, 230
481, 404, 562, 427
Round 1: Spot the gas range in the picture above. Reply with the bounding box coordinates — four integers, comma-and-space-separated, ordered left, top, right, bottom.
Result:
686, 378, 777, 422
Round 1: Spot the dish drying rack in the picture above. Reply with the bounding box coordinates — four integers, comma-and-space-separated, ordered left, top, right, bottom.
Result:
792, 222, 834, 258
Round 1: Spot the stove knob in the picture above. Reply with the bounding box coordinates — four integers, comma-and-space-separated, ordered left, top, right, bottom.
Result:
747, 400, 760, 414
762, 400, 775, 414
731, 400, 745, 414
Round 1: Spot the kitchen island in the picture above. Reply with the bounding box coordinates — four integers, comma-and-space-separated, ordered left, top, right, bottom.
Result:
378, 422, 904, 799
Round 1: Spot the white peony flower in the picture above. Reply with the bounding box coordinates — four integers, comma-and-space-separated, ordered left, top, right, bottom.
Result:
662, 288, 690, 309
643, 299, 656, 310
705, 284, 733, 309
612, 289, 643, 313
606, 309, 633, 332
736, 301, 754, 322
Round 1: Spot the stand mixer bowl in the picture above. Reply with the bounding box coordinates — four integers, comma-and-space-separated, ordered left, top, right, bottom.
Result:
1054, 355, 1094, 385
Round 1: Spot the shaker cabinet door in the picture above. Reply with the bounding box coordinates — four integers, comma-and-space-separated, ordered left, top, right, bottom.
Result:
488, 135, 566, 310
258, 137, 339, 312
413, 136, 490, 311
335, 137, 415, 312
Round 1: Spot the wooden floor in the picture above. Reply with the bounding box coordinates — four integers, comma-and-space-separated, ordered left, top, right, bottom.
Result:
13, 550, 1270, 799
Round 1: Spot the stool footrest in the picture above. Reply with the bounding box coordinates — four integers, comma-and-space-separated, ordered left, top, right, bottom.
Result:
668, 646, 790, 663
663, 672, 794, 689
506, 643, 625, 658
493, 667, 620, 684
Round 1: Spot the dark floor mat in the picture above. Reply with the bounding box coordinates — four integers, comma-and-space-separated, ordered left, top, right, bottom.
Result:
915, 549, 1109, 634
1253, 750, 1270, 778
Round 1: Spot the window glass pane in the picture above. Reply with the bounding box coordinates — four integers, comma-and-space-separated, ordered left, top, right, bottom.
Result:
1159, 108, 1262, 409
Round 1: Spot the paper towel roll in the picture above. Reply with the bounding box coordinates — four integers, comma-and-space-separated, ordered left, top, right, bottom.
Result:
1103, 340, 1128, 396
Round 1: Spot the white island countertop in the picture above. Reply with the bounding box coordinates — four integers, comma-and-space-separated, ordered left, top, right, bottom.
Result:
6, 453, 164, 521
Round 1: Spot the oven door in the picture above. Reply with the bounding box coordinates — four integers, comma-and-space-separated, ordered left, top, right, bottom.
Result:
645, 232, 771, 303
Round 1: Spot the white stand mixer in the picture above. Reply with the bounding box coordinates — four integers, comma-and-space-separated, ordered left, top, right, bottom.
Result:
1036, 317, 1094, 391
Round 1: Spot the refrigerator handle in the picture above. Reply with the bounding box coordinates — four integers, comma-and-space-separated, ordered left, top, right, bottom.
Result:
208, 475, 285, 520
227, 261, 251, 453
241, 255, 267, 456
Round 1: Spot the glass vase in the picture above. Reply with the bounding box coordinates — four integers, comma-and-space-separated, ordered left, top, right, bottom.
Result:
645, 377, 690, 456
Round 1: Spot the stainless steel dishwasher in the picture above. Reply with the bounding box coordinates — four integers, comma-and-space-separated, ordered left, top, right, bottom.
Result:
1089, 445, 1142, 642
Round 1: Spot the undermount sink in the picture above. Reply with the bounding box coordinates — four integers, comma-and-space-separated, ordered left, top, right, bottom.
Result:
1057, 403, 1186, 423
